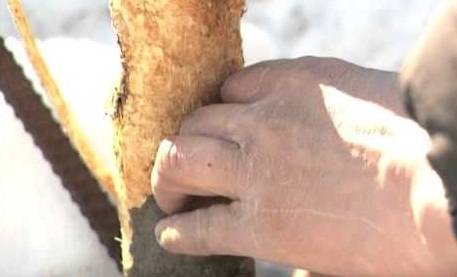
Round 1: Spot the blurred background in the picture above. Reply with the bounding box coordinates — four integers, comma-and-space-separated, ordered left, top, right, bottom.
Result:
0, 0, 447, 276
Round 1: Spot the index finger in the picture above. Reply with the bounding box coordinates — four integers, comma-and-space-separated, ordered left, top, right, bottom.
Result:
221, 60, 286, 103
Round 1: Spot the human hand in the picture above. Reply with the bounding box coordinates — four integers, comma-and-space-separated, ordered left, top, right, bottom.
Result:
151, 57, 457, 275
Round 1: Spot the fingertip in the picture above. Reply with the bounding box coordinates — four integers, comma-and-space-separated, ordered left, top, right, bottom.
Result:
154, 205, 242, 256
156, 137, 179, 170
155, 217, 180, 252
154, 219, 165, 244
154, 218, 164, 239
150, 136, 178, 197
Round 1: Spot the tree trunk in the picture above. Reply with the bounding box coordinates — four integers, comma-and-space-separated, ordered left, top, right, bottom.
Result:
109, 0, 255, 276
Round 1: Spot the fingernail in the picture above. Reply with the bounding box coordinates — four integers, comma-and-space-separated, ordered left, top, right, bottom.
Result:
158, 138, 175, 153
158, 138, 179, 168
155, 220, 180, 246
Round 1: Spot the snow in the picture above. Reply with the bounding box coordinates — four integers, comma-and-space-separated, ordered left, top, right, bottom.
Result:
0, 0, 114, 44
244, 0, 447, 70
0, 0, 448, 276
0, 38, 121, 277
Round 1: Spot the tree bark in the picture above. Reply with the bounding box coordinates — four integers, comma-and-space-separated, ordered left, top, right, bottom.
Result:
109, 1, 255, 276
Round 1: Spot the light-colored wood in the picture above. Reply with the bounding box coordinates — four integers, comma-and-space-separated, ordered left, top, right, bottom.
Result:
110, 0, 254, 275
110, 0, 245, 209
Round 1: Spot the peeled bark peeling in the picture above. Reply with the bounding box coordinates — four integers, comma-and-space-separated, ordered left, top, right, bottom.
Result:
109, 0, 254, 276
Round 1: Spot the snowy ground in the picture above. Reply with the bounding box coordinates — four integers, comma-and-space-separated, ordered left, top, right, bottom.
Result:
0, 0, 447, 276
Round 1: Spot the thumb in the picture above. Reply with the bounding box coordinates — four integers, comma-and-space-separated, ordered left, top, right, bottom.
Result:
155, 202, 253, 257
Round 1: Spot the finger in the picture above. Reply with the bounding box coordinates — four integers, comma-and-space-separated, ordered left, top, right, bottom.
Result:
155, 202, 253, 256
152, 176, 189, 214
221, 59, 286, 103
153, 179, 230, 214
151, 136, 241, 213
152, 136, 241, 197
152, 139, 218, 214
180, 104, 251, 143
152, 176, 230, 214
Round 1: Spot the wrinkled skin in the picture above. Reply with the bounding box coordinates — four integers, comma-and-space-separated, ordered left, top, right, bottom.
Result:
151, 57, 457, 276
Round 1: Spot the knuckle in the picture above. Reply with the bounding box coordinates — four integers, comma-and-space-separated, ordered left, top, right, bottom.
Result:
296, 56, 344, 73
221, 60, 281, 99
220, 73, 239, 98
179, 108, 205, 134
232, 112, 256, 144
296, 55, 320, 65
239, 103, 260, 124
179, 116, 192, 134
247, 102, 281, 130
296, 55, 342, 66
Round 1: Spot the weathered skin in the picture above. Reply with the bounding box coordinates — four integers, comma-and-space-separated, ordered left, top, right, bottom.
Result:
109, 0, 254, 275
401, 0, 457, 236
152, 57, 457, 275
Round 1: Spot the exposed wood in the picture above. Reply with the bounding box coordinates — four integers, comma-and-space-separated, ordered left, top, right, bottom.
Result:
109, 0, 255, 275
